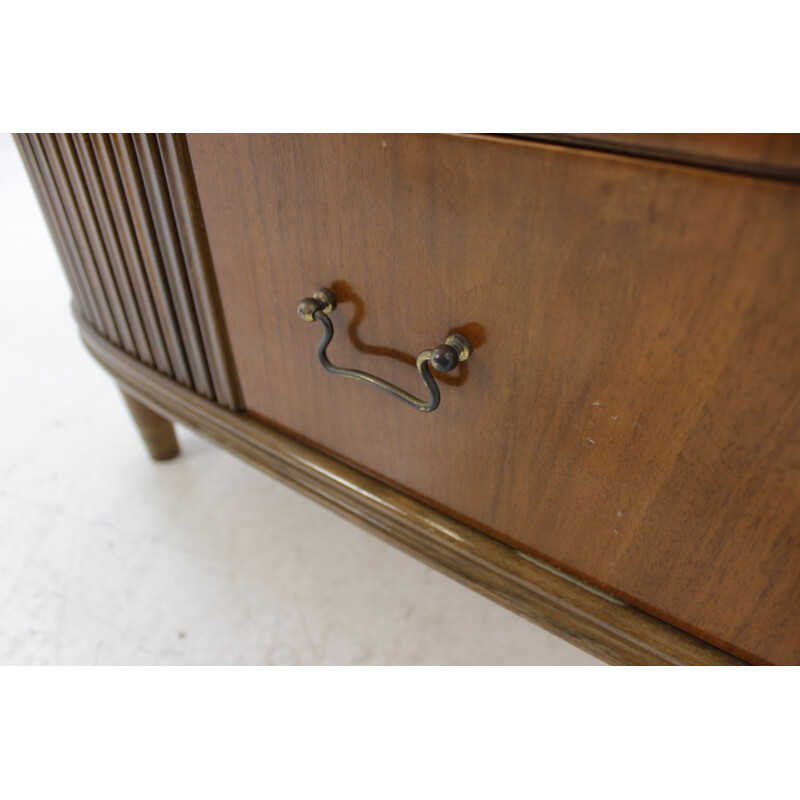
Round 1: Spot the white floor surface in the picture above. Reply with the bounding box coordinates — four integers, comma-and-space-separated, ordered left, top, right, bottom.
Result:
0, 133, 601, 665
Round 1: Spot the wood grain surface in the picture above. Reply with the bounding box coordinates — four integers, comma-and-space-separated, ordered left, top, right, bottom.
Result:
109, 133, 193, 385
79, 315, 745, 665
54, 133, 138, 356
132, 133, 214, 397
515, 133, 800, 181
16, 133, 243, 411
15, 134, 99, 328
188, 133, 800, 664
91, 133, 173, 374
157, 134, 243, 409
71, 133, 154, 365
39, 133, 122, 345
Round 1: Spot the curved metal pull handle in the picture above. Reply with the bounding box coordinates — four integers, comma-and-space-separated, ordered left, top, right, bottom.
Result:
297, 288, 472, 413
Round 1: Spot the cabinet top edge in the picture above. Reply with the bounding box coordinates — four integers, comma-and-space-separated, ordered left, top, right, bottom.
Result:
492, 132, 800, 184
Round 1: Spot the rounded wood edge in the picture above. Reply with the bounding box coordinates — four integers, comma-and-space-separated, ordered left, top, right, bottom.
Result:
76, 313, 748, 666
465, 133, 800, 184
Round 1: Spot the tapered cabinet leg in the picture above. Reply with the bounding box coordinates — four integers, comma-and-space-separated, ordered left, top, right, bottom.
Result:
120, 390, 180, 461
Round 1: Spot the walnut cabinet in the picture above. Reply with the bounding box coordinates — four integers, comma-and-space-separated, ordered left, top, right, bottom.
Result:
16, 133, 800, 665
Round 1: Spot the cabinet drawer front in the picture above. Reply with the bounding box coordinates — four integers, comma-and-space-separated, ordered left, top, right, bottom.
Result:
188, 134, 800, 664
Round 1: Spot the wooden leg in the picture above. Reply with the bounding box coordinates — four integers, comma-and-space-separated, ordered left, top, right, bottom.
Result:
120, 390, 180, 461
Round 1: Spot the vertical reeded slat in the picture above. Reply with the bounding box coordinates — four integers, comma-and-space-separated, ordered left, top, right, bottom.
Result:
157, 134, 244, 410
27, 134, 106, 332
18, 131, 243, 410
54, 133, 137, 355
71, 133, 154, 365
132, 133, 213, 398
14, 134, 97, 328
39, 133, 121, 345
90, 133, 173, 375
110, 133, 192, 386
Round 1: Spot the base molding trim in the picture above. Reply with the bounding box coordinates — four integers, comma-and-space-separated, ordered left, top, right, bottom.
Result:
78, 314, 746, 665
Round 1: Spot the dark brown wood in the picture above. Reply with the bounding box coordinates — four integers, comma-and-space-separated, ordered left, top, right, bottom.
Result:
54, 133, 138, 355
90, 133, 173, 375
19, 132, 243, 408
189, 133, 800, 665
38, 133, 121, 344
14, 135, 97, 327
120, 388, 180, 460
22, 131, 799, 664
132, 133, 213, 397
513, 133, 800, 181
80, 315, 745, 665
157, 134, 243, 410
109, 133, 192, 385
71, 134, 154, 365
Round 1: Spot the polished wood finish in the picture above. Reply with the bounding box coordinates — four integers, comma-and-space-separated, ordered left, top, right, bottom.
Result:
109, 132, 194, 385
515, 133, 800, 181
157, 133, 244, 410
91, 133, 173, 374
189, 133, 800, 665
55, 133, 139, 356
81, 316, 744, 665
121, 389, 180, 460
71, 133, 155, 365
39, 133, 122, 344
19, 132, 800, 664
16, 134, 98, 327
15, 134, 243, 410
132, 133, 214, 397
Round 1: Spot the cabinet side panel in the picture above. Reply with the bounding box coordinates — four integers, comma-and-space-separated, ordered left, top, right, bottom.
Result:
36, 133, 121, 344
132, 133, 214, 398
109, 133, 192, 386
90, 133, 173, 375
71, 133, 154, 365
53, 133, 138, 356
15, 134, 98, 328
157, 134, 243, 410
17, 132, 243, 409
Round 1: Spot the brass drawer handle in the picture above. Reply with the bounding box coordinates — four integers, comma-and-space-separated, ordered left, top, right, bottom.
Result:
297, 288, 472, 413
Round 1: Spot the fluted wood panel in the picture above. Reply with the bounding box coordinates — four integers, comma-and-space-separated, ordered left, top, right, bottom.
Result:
158, 134, 243, 409
90, 134, 173, 375
54, 133, 138, 355
70, 133, 154, 365
37, 133, 122, 344
16, 134, 98, 329
15, 133, 243, 410
108, 133, 193, 385
132, 133, 213, 398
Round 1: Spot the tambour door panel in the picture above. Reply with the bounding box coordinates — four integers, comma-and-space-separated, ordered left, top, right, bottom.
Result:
187, 134, 800, 664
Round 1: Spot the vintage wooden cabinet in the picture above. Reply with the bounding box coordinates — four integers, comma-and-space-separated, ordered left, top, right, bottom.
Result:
16, 133, 800, 665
